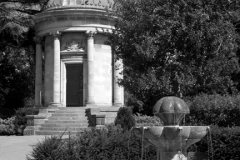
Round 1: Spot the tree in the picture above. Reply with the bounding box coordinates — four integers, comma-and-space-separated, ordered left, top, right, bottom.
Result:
0, 0, 47, 118
109, 0, 240, 114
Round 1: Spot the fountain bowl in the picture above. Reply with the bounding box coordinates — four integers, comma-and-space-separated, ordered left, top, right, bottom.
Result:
133, 126, 209, 159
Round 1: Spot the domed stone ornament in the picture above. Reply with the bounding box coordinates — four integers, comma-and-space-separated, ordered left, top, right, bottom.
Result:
153, 96, 190, 125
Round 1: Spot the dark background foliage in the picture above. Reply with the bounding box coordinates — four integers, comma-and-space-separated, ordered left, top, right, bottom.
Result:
110, 0, 240, 115
0, 0, 48, 118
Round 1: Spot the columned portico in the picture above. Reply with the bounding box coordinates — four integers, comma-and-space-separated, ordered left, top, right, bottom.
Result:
86, 31, 95, 105
33, 0, 124, 108
34, 37, 43, 107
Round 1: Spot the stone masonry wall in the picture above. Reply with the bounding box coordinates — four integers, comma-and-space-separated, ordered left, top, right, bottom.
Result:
94, 34, 112, 105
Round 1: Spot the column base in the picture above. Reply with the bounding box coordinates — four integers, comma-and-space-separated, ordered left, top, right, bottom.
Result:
113, 103, 123, 107
48, 102, 62, 107
86, 102, 96, 108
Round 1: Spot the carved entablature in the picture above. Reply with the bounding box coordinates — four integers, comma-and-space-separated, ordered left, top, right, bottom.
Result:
61, 55, 86, 59
63, 40, 85, 52
44, 0, 114, 11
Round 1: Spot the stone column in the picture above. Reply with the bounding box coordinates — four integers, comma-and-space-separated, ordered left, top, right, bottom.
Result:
86, 31, 95, 105
113, 59, 123, 106
34, 36, 43, 107
49, 31, 61, 107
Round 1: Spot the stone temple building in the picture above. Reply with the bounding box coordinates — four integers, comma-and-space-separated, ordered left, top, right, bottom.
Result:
24, 0, 124, 135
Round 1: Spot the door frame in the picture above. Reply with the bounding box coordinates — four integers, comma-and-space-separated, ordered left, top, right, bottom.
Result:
61, 56, 87, 107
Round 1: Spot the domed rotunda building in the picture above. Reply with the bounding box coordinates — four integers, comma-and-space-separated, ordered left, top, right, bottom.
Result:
24, 0, 124, 135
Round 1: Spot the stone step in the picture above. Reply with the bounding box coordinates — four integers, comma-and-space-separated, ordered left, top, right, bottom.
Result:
41, 123, 88, 127
39, 127, 87, 131
35, 130, 80, 135
56, 108, 86, 111
58, 107, 86, 110
55, 110, 86, 114
45, 120, 88, 124
36, 107, 90, 135
51, 113, 86, 117
48, 117, 88, 120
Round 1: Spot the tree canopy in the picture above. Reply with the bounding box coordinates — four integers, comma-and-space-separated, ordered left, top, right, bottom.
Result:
109, 0, 240, 114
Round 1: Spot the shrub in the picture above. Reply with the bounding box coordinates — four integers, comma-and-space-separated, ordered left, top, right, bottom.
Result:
29, 125, 156, 160
0, 117, 15, 135
185, 94, 240, 127
188, 126, 240, 160
0, 107, 38, 135
115, 107, 136, 131
27, 135, 68, 160
134, 114, 163, 126
13, 107, 38, 135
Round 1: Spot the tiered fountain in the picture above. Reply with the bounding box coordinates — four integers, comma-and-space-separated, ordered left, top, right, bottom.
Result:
133, 96, 209, 160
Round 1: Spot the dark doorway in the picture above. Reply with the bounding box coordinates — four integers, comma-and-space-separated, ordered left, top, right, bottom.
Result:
66, 63, 83, 107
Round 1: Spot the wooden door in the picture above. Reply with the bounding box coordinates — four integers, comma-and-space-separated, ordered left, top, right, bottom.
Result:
66, 64, 83, 107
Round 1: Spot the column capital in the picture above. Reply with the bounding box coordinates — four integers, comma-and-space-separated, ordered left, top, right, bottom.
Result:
33, 36, 43, 44
51, 31, 61, 39
86, 30, 96, 38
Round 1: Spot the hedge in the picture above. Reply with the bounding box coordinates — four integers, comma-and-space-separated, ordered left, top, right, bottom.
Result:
185, 94, 240, 127
28, 125, 156, 160
134, 114, 163, 126
189, 126, 240, 160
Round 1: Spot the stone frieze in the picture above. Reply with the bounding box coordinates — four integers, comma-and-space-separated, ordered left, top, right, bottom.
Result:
64, 40, 85, 51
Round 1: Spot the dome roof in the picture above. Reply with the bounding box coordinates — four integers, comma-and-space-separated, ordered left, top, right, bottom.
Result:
44, 0, 114, 11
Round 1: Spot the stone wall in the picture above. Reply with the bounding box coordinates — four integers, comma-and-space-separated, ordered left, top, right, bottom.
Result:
94, 34, 112, 105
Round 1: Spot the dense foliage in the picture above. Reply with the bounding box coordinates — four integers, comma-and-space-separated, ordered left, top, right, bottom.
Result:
134, 114, 163, 126
0, 116, 15, 135
28, 125, 156, 160
28, 124, 240, 160
185, 94, 240, 127
0, 0, 48, 118
0, 107, 37, 135
110, 0, 240, 114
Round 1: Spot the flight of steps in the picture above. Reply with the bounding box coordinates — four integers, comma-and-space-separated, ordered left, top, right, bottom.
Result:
35, 107, 89, 135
